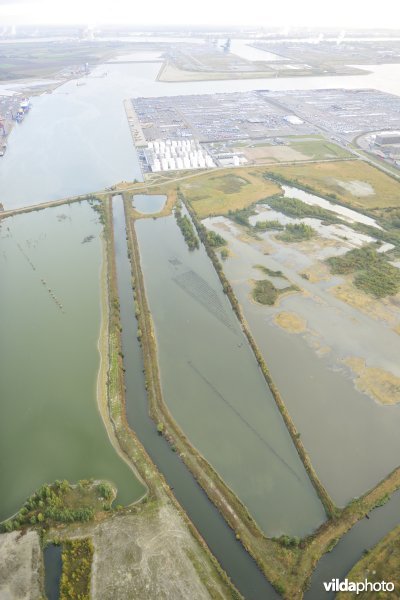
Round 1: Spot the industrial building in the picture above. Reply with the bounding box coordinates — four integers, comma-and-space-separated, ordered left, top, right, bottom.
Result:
375, 132, 400, 146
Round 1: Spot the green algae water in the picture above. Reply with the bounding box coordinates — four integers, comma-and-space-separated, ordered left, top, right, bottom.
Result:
0, 202, 144, 521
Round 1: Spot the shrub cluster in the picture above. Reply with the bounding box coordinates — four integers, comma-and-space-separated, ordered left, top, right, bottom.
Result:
60, 538, 94, 600
175, 206, 199, 250
277, 223, 316, 243
327, 245, 400, 298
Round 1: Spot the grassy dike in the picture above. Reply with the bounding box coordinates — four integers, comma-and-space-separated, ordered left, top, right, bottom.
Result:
123, 186, 400, 599
102, 196, 239, 600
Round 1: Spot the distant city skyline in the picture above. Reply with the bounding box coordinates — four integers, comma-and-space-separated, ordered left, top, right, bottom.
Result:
0, 0, 399, 29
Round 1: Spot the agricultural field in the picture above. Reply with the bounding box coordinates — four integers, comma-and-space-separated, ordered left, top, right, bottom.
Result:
0, 41, 133, 80
178, 168, 281, 218
238, 137, 352, 164
265, 160, 400, 209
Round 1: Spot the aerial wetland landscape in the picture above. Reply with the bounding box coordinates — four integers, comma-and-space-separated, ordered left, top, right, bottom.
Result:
1, 22, 400, 600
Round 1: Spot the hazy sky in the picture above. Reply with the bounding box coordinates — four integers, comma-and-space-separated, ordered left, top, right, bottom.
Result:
0, 0, 399, 29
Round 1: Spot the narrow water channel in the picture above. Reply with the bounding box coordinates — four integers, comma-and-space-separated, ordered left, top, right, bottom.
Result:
43, 543, 62, 600
305, 489, 400, 599
112, 196, 279, 600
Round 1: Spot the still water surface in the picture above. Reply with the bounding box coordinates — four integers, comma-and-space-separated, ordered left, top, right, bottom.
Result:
44, 543, 62, 600
135, 212, 325, 537
204, 216, 400, 506
133, 194, 166, 213
0, 202, 144, 521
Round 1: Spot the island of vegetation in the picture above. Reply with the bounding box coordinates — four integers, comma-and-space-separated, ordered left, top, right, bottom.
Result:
266, 195, 342, 223
277, 223, 317, 243
174, 204, 200, 250
252, 279, 300, 306
59, 538, 94, 600
327, 245, 400, 298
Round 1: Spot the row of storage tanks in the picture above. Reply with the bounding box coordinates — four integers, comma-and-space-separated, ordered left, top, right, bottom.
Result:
148, 138, 215, 172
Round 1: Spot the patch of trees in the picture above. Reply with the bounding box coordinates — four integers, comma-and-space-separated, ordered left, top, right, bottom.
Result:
277, 223, 316, 242
227, 206, 256, 227
0, 480, 107, 533
206, 230, 227, 248
254, 219, 284, 231
175, 206, 199, 250
327, 244, 400, 298
89, 197, 106, 226
267, 196, 341, 224
252, 279, 279, 305
60, 538, 94, 600
251, 279, 299, 306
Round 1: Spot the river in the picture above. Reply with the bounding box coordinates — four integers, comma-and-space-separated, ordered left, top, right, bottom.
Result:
2, 61, 400, 208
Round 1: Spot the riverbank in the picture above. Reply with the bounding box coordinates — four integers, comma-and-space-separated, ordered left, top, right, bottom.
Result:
156, 60, 366, 83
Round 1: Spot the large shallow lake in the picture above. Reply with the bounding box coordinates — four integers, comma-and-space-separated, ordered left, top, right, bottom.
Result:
0, 202, 145, 521
136, 212, 325, 537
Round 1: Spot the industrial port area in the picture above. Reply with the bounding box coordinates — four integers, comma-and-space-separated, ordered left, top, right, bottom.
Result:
252, 39, 400, 65
0, 95, 31, 157
129, 91, 314, 172
128, 88, 400, 174
263, 88, 400, 140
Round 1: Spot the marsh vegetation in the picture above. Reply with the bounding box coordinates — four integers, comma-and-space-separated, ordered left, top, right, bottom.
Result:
327, 245, 400, 298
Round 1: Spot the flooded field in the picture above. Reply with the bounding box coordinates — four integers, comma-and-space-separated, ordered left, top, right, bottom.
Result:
135, 212, 325, 537
204, 215, 400, 505
280, 185, 381, 228
0, 202, 145, 521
